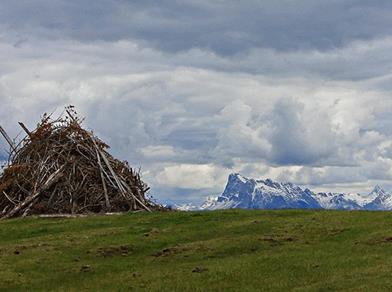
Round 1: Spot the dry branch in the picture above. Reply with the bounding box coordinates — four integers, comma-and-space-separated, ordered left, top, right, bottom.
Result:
0, 106, 163, 219
0, 126, 16, 152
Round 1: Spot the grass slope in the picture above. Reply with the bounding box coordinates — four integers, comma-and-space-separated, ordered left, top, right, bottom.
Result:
1, 210, 392, 291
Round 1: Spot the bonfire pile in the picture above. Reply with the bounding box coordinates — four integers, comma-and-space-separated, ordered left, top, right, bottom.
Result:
0, 107, 159, 219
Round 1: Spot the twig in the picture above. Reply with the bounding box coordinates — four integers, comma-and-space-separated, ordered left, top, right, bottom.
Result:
0, 126, 16, 151
18, 122, 32, 138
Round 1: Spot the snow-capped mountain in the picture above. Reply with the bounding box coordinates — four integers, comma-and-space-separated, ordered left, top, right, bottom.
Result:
313, 192, 362, 210
200, 196, 219, 209
315, 185, 392, 210
173, 203, 199, 211
364, 186, 392, 210
178, 173, 392, 211
207, 173, 321, 210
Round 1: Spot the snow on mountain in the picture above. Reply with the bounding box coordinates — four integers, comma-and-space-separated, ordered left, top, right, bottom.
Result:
205, 173, 321, 210
313, 192, 362, 210
364, 186, 392, 210
193, 174, 392, 211
174, 203, 200, 211
200, 196, 219, 209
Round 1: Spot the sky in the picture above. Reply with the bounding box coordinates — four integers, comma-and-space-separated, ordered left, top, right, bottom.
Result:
1, 1, 392, 204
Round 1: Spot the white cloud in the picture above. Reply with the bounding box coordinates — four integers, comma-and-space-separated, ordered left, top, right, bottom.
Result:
1, 25, 392, 202
155, 164, 229, 190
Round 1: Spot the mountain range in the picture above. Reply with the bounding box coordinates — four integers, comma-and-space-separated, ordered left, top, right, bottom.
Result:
175, 173, 392, 211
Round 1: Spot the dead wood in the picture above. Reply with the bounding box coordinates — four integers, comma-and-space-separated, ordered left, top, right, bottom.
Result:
0, 106, 164, 219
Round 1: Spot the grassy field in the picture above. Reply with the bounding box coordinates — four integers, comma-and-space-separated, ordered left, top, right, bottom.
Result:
1, 210, 392, 291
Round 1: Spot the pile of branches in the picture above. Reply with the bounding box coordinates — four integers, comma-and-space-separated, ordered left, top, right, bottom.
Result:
0, 107, 161, 219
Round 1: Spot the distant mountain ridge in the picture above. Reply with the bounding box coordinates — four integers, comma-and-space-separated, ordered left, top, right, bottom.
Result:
175, 173, 392, 211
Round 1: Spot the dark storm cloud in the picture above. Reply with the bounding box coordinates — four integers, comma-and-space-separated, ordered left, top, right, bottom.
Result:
2, 0, 392, 54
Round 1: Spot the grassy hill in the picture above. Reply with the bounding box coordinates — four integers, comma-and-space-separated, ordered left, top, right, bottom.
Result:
1, 210, 392, 291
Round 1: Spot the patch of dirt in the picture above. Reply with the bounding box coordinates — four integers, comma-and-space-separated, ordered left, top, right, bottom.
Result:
144, 228, 160, 237
327, 228, 349, 236
152, 245, 194, 257
93, 229, 123, 238
259, 235, 296, 246
12, 243, 53, 253
358, 236, 392, 246
153, 247, 184, 257
80, 265, 92, 273
192, 267, 208, 273
96, 245, 132, 257
259, 237, 280, 246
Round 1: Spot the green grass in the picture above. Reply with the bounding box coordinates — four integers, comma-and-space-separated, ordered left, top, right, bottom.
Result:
1, 210, 392, 291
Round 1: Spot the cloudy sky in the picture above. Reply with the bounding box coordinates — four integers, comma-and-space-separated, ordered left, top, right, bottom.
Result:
1, 1, 392, 204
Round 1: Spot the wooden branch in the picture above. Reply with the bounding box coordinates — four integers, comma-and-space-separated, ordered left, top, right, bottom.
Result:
66, 110, 77, 122
18, 122, 32, 138
2, 191, 17, 205
94, 142, 151, 212
0, 126, 16, 151
95, 148, 110, 208
119, 178, 152, 213
22, 198, 38, 217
